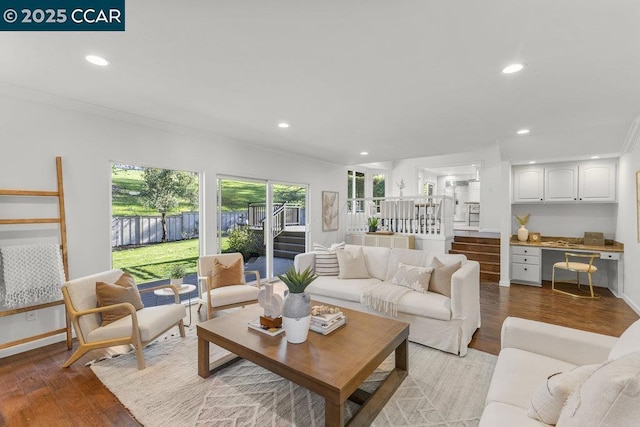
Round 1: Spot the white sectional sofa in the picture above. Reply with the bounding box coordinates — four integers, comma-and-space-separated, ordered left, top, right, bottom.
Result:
294, 244, 480, 356
480, 316, 640, 426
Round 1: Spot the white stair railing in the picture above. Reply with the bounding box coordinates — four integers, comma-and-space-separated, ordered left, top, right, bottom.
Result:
346, 196, 454, 238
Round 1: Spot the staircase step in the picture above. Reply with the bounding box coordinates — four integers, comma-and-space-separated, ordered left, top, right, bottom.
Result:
274, 249, 299, 260
480, 271, 500, 283
279, 231, 306, 237
450, 250, 500, 263
276, 235, 306, 244
451, 242, 500, 253
479, 261, 501, 273
454, 236, 500, 245
274, 242, 305, 252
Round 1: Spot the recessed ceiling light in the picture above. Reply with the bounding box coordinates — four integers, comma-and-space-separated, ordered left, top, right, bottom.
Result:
591, 155, 600, 159
278, 122, 290, 128
360, 151, 368, 156
528, 161, 536, 164
517, 129, 530, 135
85, 55, 110, 66
502, 63, 524, 74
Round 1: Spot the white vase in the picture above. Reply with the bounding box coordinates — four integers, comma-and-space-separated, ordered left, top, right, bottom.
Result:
517, 225, 529, 242
170, 278, 183, 288
282, 315, 311, 344
282, 292, 311, 344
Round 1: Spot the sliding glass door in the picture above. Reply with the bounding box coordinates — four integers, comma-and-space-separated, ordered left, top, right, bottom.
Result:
217, 176, 307, 281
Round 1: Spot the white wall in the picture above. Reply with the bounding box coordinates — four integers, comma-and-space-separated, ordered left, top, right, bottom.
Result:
389, 145, 503, 232
510, 204, 618, 238
0, 95, 345, 356
616, 146, 640, 313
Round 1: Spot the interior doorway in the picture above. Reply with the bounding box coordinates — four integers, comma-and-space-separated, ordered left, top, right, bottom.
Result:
418, 163, 481, 231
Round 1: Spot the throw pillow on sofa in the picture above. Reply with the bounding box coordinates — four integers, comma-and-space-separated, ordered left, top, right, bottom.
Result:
96, 272, 144, 326
527, 364, 601, 425
336, 247, 370, 279
557, 351, 640, 426
391, 262, 433, 293
429, 258, 461, 298
312, 242, 345, 276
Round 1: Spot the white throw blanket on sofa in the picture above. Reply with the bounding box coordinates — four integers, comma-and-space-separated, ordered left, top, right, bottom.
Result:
361, 283, 412, 317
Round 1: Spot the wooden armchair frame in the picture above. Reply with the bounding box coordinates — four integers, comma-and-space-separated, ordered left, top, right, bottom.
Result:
62, 283, 185, 370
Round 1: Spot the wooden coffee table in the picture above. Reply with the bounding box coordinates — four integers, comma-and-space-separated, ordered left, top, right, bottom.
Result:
197, 304, 409, 427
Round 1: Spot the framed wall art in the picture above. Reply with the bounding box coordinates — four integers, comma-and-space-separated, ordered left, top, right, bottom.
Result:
322, 191, 339, 231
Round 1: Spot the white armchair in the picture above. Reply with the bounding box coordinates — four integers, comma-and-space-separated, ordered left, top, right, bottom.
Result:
62, 269, 186, 370
197, 253, 261, 319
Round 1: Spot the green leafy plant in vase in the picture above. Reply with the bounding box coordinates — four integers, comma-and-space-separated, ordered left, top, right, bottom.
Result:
277, 266, 318, 344
367, 216, 380, 232
515, 213, 530, 242
168, 264, 186, 288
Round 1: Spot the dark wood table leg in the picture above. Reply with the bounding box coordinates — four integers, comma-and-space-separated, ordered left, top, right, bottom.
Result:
325, 399, 345, 427
198, 335, 210, 378
396, 338, 408, 371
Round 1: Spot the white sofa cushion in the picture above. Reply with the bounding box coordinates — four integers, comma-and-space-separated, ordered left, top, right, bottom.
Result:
203, 284, 260, 308
527, 364, 601, 425
557, 351, 640, 426
608, 318, 640, 360
486, 348, 576, 410
87, 304, 186, 343
345, 244, 389, 280
306, 276, 379, 303
312, 242, 344, 276
337, 247, 370, 279
480, 401, 549, 427
385, 248, 429, 281
396, 290, 451, 321
390, 262, 433, 293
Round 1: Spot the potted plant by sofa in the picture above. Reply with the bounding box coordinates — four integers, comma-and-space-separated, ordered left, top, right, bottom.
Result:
168, 264, 186, 289
277, 266, 318, 344
367, 217, 380, 232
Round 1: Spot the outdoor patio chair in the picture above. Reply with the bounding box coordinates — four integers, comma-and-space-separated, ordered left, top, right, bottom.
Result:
197, 253, 261, 319
61, 269, 186, 370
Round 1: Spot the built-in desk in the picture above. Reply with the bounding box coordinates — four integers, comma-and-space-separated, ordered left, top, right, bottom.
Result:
510, 237, 624, 295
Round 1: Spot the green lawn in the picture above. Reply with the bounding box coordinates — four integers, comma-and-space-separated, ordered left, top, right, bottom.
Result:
112, 237, 230, 284
112, 168, 197, 217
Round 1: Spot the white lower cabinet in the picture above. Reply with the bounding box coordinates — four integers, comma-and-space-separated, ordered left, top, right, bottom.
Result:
347, 233, 415, 249
511, 246, 541, 286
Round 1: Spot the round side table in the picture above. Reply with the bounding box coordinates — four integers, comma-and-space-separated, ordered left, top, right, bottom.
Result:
154, 284, 196, 327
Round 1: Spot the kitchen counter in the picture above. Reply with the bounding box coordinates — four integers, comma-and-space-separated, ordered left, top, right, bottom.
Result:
510, 235, 624, 252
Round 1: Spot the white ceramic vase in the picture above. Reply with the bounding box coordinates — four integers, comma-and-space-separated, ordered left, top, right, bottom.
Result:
517, 225, 529, 242
282, 292, 311, 344
170, 278, 183, 288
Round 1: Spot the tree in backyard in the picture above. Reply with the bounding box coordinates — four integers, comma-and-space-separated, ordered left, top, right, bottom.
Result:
141, 168, 197, 242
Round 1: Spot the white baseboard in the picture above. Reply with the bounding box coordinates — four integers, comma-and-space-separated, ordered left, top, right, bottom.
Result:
0, 332, 67, 359
499, 279, 511, 287
622, 294, 640, 316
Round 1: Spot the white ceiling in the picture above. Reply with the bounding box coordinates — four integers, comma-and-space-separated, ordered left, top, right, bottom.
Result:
1, 1, 639, 165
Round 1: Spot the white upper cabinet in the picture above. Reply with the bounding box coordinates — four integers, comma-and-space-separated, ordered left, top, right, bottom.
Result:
513, 166, 544, 203
512, 159, 617, 203
578, 160, 617, 202
545, 164, 578, 202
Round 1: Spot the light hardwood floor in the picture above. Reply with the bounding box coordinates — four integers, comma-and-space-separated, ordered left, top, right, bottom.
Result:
1, 281, 637, 426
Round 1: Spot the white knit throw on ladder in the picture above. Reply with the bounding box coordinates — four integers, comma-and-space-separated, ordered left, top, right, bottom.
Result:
0, 244, 65, 307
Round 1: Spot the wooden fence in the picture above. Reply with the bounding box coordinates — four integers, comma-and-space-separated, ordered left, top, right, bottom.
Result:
112, 212, 199, 247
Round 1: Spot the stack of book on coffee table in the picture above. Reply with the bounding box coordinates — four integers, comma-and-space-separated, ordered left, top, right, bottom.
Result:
310, 310, 346, 335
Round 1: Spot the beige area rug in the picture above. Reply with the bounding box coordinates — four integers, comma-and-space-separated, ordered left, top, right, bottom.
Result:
90, 327, 496, 426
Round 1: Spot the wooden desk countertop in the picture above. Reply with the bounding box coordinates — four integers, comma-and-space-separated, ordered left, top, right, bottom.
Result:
510, 235, 624, 253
